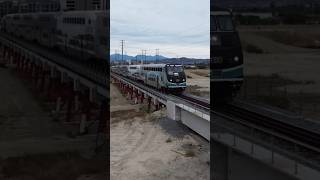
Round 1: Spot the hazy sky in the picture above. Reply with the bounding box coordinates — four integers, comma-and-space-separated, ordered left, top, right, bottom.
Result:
111, 0, 210, 59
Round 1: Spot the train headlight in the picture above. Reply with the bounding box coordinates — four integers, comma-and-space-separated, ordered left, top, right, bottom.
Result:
170, 79, 172, 82
212, 35, 221, 46
183, 79, 185, 81
234, 56, 239, 62
212, 35, 218, 41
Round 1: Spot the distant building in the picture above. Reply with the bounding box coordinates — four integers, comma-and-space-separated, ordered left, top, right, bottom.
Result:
18, 0, 60, 13
0, 0, 18, 18
0, 0, 60, 17
60, 0, 107, 11
0, 0, 107, 18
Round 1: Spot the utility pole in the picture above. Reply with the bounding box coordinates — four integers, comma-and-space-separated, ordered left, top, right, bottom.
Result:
155, 49, 159, 64
125, 51, 130, 65
141, 50, 147, 64
114, 49, 118, 62
144, 50, 147, 64
141, 50, 144, 64
120, 40, 124, 64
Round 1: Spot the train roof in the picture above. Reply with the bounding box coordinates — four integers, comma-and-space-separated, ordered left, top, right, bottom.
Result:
139, 64, 183, 68
60, 10, 107, 16
5, 12, 57, 17
3, 10, 107, 18
114, 64, 183, 68
211, 11, 232, 16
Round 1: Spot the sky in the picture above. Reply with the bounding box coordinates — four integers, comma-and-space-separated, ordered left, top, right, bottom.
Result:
110, 0, 210, 59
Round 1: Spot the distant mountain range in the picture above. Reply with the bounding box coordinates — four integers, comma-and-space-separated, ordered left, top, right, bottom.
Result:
110, 54, 209, 65
110, 54, 167, 61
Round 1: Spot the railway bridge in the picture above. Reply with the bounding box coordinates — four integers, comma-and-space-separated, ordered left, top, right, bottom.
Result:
212, 101, 320, 180
111, 73, 211, 140
0, 33, 108, 145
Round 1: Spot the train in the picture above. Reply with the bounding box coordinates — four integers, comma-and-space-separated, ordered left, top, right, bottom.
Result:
0, 11, 108, 63
211, 7, 243, 102
111, 64, 187, 93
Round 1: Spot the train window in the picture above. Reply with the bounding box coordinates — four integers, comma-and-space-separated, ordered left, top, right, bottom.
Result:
88, 19, 91, 24
216, 16, 234, 31
102, 17, 108, 27
100, 36, 107, 45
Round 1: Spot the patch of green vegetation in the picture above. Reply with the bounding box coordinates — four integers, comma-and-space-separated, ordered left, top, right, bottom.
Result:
184, 150, 195, 157
258, 31, 320, 49
245, 44, 264, 54
166, 138, 172, 143
257, 95, 291, 109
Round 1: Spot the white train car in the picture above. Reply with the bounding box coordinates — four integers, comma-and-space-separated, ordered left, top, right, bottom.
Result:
56, 10, 108, 61
34, 13, 58, 48
128, 65, 142, 81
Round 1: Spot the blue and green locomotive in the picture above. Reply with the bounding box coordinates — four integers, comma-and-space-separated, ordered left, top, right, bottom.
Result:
211, 7, 243, 101
111, 64, 187, 93
141, 64, 186, 92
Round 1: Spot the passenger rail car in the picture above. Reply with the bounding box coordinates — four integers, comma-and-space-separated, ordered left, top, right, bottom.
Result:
0, 11, 108, 63
112, 64, 187, 93
211, 8, 243, 102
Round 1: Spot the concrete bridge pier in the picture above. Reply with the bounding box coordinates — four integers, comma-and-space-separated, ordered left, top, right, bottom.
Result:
211, 140, 298, 180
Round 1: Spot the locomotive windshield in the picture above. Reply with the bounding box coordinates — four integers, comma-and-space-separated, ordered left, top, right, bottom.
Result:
165, 65, 185, 83
167, 66, 183, 75
212, 15, 234, 31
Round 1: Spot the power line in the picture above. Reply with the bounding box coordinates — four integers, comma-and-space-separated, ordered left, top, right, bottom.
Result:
120, 40, 124, 64
144, 50, 147, 64
155, 49, 159, 64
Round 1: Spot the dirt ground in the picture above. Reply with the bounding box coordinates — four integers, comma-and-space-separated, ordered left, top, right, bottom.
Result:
0, 67, 106, 180
185, 69, 210, 99
238, 25, 320, 120
110, 83, 210, 180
